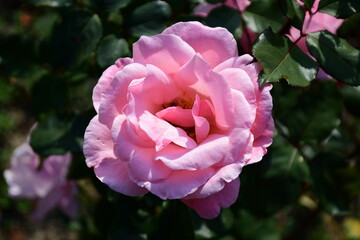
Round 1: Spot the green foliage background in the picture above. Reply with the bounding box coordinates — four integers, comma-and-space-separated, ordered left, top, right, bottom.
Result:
1, 0, 360, 239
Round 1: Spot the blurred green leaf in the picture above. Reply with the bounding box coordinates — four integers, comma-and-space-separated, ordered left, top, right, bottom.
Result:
253, 28, 318, 86
30, 113, 92, 156
303, 0, 315, 9
204, 6, 242, 37
234, 210, 281, 240
279, 0, 305, 30
97, 34, 130, 68
318, 0, 360, 19
127, 1, 171, 37
307, 30, 360, 86
273, 81, 343, 145
342, 86, 360, 117
206, 0, 225, 3
243, 0, 287, 34
309, 152, 350, 215
265, 136, 311, 182
92, 0, 132, 11
49, 10, 102, 69
31, 74, 68, 115
27, 0, 74, 7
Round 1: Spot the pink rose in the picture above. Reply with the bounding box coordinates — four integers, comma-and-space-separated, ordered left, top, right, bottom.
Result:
4, 132, 78, 220
193, 0, 251, 17
288, 0, 344, 79
83, 21, 273, 219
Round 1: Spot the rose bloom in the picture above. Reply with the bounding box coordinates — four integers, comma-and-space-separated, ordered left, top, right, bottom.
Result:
288, 0, 344, 79
84, 21, 273, 219
4, 132, 78, 220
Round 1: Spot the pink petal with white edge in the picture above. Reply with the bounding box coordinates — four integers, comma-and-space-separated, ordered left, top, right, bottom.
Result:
98, 63, 147, 128
163, 21, 238, 68
83, 116, 115, 168
94, 157, 148, 196
133, 34, 195, 76
182, 178, 240, 219
155, 134, 229, 170
144, 167, 216, 199
176, 54, 234, 130
93, 58, 133, 112
156, 107, 194, 127
139, 111, 197, 151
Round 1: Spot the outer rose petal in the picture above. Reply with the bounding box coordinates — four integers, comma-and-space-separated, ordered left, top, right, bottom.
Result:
163, 22, 238, 68
251, 84, 273, 139
133, 34, 196, 76
94, 158, 148, 196
143, 167, 216, 200
84, 116, 116, 168
99, 63, 147, 128
249, 118, 274, 164
92, 58, 133, 112
182, 178, 240, 219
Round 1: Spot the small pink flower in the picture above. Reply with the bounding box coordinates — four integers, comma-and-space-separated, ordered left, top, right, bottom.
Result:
288, 0, 344, 79
83, 21, 273, 219
4, 132, 78, 220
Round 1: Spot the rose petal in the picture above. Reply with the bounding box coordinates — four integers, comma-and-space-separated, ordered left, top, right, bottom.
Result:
93, 58, 133, 112
163, 21, 238, 68
133, 34, 196, 76
156, 107, 194, 128
83, 116, 115, 168
94, 157, 148, 196
251, 84, 273, 139
176, 54, 234, 129
143, 167, 216, 199
139, 111, 197, 151
182, 178, 240, 219
155, 134, 229, 170
98, 63, 147, 128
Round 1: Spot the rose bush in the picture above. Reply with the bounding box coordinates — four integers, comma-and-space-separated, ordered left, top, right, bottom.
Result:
4, 130, 78, 220
193, 0, 251, 17
83, 21, 273, 219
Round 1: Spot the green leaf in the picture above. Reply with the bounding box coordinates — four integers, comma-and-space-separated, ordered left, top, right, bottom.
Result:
253, 28, 318, 87
204, 6, 242, 36
49, 11, 102, 69
97, 35, 130, 68
306, 30, 360, 86
278, 0, 305, 30
127, 1, 171, 37
243, 0, 287, 34
318, 0, 360, 19
27, 0, 73, 7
